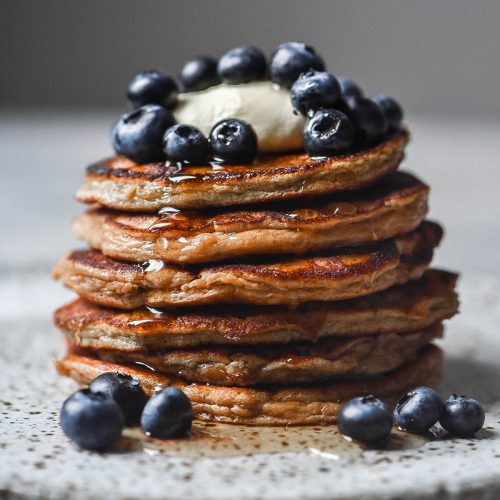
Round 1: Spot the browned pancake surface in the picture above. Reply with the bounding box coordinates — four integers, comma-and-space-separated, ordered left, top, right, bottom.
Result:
53, 221, 442, 309
75, 171, 428, 264
76, 129, 408, 210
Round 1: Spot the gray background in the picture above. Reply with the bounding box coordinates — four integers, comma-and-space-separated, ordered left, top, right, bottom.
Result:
2, 0, 500, 114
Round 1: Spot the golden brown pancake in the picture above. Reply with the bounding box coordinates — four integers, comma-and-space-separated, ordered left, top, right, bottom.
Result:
76, 129, 408, 210
82, 323, 442, 386
54, 270, 458, 350
56, 344, 442, 425
75, 171, 428, 264
53, 221, 442, 309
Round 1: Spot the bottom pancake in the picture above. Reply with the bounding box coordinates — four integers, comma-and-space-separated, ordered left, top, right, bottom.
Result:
86, 323, 442, 386
56, 344, 442, 426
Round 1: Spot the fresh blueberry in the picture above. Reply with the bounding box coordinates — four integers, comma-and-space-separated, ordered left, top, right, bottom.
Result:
209, 118, 258, 164
338, 395, 393, 444
141, 387, 193, 439
89, 372, 148, 426
60, 389, 124, 450
371, 95, 404, 133
127, 70, 178, 109
439, 395, 485, 437
180, 56, 220, 92
290, 70, 341, 116
269, 41, 325, 88
394, 386, 443, 432
338, 77, 364, 99
340, 96, 388, 148
163, 124, 209, 165
217, 46, 267, 84
303, 109, 354, 157
111, 105, 176, 164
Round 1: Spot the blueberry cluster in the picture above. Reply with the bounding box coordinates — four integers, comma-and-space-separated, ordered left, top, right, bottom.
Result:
338, 387, 485, 445
60, 372, 192, 450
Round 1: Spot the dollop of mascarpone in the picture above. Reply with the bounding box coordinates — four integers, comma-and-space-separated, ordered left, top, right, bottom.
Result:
172, 82, 305, 153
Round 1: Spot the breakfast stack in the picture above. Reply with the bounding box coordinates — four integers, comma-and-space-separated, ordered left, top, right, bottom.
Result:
53, 42, 458, 425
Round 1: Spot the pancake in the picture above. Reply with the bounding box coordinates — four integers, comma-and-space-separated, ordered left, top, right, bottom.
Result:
56, 344, 442, 425
53, 221, 442, 309
54, 270, 458, 350
81, 323, 442, 386
76, 128, 408, 211
75, 171, 428, 264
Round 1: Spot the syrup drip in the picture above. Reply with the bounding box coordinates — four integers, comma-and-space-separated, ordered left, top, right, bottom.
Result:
115, 421, 434, 458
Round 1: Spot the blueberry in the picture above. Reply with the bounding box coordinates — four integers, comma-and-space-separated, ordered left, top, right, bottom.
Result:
141, 387, 193, 439
394, 386, 443, 432
127, 70, 178, 109
60, 389, 124, 450
163, 124, 209, 165
89, 372, 148, 426
180, 56, 220, 92
371, 95, 404, 133
290, 71, 341, 116
209, 118, 258, 164
341, 96, 388, 148
217, 46, 267, 84
111, 105, 176, 164
338, 395, 393, 444
269, 42, 325, 88
439, 395, 485, 437
338, 77, 364, 99
303, 109, 354, 157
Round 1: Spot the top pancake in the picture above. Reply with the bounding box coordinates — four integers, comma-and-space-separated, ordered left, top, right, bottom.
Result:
76, 128, 408, 210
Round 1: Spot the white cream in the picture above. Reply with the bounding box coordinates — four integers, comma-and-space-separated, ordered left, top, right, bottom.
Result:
173, 82, 305, 153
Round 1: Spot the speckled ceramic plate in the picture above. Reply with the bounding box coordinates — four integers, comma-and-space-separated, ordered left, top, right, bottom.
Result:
1, 270, 500, 500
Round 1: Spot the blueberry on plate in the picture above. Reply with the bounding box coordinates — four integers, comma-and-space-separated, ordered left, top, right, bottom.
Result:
341, 96, 388, 148
60, 389, 124, 450
127, 70, 178, 109
303, 109, 354, 157
290, 70, 341, 116
269, 41, 325, 88
439, 394, 485, 437
338, 395, 393, 444
371, 95, 404, 133
89, 372, 148, 426
163, 124, 209, 164
338, 77, 364, 99
394, 386, 443, 432
209, 118, 258, 164
217, 46, 267, 84
141, 387, 193, 439
111, 104, 176, 164
180, 56, 220, 92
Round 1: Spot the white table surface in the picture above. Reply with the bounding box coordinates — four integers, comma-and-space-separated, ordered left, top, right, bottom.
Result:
0, 111, 499, 499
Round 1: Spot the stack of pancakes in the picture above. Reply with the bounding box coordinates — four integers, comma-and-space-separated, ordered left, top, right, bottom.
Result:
53, 128, 459, 425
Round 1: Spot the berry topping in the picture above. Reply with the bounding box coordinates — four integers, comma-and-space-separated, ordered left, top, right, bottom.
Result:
439, 395, 485, 437
338, 77, 364, 99
290, 70, 341, 116
303, 109, 354, 157
111, 105, 176, 164
127, 70, 178, 109
141, 387, 193, 439
394, 386, 443, 432
341, 96, 388, 148
89, 372, 148, 426
60, 389, 124, 450
338, 395, 393, 444
371, 95, 404, 133
217, 46, 267, 84
209, 118, 258, 164
180, 56, 220, 92
269, 42, 325, 88
163, 124, 209, 165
